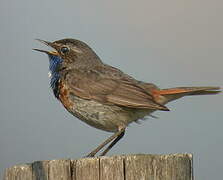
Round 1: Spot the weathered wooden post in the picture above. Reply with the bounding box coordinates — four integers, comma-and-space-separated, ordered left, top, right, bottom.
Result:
3, 154, 193, 180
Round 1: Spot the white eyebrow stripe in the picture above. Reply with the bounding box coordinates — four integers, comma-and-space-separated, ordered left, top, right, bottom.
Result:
72, 47, 83, 54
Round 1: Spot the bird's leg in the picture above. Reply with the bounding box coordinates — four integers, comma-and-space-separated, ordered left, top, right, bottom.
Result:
100, 130, 125, 156
86, 128, 125, 157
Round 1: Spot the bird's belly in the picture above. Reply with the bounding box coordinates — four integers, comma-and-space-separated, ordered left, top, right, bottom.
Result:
58, 84, 152, 132
68, 95, 153, 132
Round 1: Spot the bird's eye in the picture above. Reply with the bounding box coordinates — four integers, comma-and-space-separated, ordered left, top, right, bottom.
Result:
60, 47, 70, 54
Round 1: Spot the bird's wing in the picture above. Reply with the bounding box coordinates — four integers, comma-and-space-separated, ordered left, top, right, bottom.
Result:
66, 69, 168, 111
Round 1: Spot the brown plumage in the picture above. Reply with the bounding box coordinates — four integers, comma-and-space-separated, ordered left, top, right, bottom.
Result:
34, 38, 221, 157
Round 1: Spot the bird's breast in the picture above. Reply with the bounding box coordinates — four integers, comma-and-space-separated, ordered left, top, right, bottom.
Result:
58, 80, 75, 110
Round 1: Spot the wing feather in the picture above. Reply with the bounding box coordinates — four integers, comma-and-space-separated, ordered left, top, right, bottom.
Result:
66, 69, 169, 111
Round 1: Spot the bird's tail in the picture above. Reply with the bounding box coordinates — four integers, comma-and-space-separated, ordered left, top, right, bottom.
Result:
157, 86, 221, 103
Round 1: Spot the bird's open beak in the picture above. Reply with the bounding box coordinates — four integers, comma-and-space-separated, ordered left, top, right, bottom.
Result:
33, 39, 59, 56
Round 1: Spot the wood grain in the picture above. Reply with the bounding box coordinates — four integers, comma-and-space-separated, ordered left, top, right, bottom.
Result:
4, 154, 193, 180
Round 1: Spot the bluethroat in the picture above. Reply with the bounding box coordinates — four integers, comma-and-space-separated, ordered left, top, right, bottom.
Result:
34, 38, 221, 157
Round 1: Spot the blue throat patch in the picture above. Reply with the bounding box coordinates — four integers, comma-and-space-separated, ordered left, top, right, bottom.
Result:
48, 54, 63, 97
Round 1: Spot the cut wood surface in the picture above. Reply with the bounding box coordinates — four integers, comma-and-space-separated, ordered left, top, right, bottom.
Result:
4, 154, 193, 180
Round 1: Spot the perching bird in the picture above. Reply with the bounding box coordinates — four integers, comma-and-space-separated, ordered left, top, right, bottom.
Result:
34, 38, 221, 157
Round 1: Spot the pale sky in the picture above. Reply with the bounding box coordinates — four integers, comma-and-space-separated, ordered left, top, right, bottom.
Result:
0, 0, 222, 179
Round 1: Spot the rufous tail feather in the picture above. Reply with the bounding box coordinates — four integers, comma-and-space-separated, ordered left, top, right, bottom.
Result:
157, 86, 221, 103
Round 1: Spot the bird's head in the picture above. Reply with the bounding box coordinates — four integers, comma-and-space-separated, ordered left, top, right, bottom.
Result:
33, 38, 102, 71
34, 38, 102, 91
